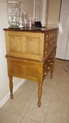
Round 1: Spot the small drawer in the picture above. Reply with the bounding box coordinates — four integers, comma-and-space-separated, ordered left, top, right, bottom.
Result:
43, 62, 49, 79
45, 33, 49, 40
44, 50, 48, 57
49, 31, 54, 39
43, 48, 56, 79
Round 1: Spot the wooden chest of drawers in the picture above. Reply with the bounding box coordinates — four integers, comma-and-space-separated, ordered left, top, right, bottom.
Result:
4, 28, 58, 107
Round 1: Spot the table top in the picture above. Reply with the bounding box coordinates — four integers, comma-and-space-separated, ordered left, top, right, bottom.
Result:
3, 27, 58, 33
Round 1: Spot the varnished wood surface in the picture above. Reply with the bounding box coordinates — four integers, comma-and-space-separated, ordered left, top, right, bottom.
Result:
3, 27, 58, 33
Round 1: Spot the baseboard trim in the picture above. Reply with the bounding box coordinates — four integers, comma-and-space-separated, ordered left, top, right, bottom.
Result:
0, 79, 25, 108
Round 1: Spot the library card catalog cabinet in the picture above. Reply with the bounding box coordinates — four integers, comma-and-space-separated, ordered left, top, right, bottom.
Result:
4, 27, 58, 107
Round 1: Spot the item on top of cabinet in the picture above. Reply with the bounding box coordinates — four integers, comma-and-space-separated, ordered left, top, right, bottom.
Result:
7, 0, 21, 28
35, 21, 42, 29
28, 16, 35, 28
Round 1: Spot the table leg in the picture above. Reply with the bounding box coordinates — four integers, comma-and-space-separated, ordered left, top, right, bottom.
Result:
38, 83, 42, 107
9, 76, 13, 99
50, 63, 54, 79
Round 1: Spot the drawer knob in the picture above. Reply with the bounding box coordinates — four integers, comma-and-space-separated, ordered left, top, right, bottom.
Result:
51, 35, 53, 37
45, 46, 48, 49
47, 67, 50, 70
46, 43, 48, 46
46, 35, 48, 38
44, 64, 47, 67
45, 52, 47, 54
50, 63, 53, 65
53, 59, 55, 61
48, 60, 50, 62
44, 72, 47, 75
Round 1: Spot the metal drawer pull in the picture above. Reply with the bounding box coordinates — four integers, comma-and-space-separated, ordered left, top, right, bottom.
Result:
45, 52, 47, 54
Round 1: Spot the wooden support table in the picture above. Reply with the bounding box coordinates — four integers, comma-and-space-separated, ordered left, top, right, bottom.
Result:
4, 27, 58, 107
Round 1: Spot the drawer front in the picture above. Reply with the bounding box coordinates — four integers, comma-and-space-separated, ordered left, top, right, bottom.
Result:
44, 29, 58, 58
43, 48, 56, 79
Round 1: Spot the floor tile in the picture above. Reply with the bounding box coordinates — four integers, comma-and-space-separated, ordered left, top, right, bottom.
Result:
60, 72, 69, 79
55, 59, 63, 65
24, 80, 38, 91
21, 117, 39, 123
14, 81, 28, 98
49, 97, 69, 113
16, 87, 37, 103
53, 89, 69, 101
68, 115, 69, 123
56, 80, 69, 92
7, 99, 30, 116
57, 76, 68, 83
59, 75, 69, 82
0, 109, 5, 118
25, 104, 48, 123
43, 79, 57, 88
45, 109, 68, 123
1, 99, 14, 110
0, 112, 22, 123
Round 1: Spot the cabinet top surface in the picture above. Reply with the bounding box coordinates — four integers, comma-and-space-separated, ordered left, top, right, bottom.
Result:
3, 27, 58, 32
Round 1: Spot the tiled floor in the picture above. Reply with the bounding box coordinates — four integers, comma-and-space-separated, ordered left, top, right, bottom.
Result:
0, 59, 69, 123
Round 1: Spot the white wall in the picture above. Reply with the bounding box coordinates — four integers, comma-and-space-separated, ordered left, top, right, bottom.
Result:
46, 0, 61, 27
0, 0, 34, 106
21, 0, 34, 17
0, 0, 9, 101
0, 0, 22, 103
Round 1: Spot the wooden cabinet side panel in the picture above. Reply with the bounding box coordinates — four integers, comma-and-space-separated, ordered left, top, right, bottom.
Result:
7, 58, 43, 82
5, 31, 44, 61
4, 31, 10, 56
